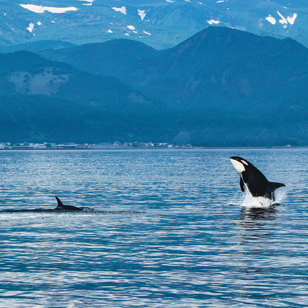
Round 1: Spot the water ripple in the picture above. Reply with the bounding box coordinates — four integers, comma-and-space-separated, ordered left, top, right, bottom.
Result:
0, 149, 307, 307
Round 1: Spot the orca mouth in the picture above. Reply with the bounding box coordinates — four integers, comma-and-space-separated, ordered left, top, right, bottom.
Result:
230, 156, 246, 174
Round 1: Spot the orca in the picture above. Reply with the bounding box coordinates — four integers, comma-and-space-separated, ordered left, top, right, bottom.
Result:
0, 197, 144, 214
230, 156, 285, 206
54, 197, 83, 211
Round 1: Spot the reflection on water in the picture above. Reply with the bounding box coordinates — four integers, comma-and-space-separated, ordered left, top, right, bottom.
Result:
236, 208, 278, 306
0, 149, 307, 307
240, 206, 277, 222
235, 200, 308, 307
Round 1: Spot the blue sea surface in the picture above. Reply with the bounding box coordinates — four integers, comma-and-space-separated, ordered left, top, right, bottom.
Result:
0, 149, 307, 307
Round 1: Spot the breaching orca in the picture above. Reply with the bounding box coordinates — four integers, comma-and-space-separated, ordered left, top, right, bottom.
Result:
55, 197, 83, 211
230, 156, 285, 206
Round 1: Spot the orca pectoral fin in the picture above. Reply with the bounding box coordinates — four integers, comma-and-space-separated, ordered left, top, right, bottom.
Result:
270, 182, 285, 191
240, 178, 245, 192
55, 196, 64, 208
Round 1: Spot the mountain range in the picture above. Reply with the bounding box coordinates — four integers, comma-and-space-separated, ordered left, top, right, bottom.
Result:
0, 26, 307, 146
0, 50, 166, 143
0, 0, 307, 50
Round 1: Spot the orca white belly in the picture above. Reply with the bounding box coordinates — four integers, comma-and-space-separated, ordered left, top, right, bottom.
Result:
242, 192, 273, 208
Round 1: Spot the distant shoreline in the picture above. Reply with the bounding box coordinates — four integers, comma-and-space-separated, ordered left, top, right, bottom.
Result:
0, 142, 192, 151
0, 145, 305, 151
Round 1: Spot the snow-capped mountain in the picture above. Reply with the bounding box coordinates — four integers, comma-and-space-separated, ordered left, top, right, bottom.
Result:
0, 0, 307, 49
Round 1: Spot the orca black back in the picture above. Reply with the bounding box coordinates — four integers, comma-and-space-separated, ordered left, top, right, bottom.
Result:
55, 197, 83, 211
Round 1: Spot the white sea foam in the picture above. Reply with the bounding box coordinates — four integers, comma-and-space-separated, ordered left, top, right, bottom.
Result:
229, 188, 286, 208
275, 189, 287, 204
240, 189, 286, 209
241, 192, 271, 208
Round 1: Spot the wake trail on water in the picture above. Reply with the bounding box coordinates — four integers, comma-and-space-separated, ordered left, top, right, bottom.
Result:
0, 208, 145, 215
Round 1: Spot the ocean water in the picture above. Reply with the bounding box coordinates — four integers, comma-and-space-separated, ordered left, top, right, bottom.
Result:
0, 149, 307, 307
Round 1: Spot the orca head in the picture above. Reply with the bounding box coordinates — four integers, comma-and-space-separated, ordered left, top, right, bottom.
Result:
230, 156, 250, 175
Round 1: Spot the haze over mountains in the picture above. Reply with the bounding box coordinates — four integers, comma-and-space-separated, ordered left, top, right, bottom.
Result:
0, 26, 307, 146
0, 0, 307, 50
44, 27, 307, 107
0, 50, 165, 143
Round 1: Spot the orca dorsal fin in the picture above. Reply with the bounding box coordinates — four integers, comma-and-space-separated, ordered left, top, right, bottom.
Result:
269, 182, 285, 191
55, 197, 64, 208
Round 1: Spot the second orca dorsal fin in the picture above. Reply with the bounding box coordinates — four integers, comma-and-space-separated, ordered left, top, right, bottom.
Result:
55, 196, 64, 208
269, 182, 285, 191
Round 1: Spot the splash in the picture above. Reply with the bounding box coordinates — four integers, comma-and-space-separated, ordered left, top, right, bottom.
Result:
242, 191, 271, 208
241, 190, 286, 208
229, 189, 286, 208
275, 189, 287, 204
